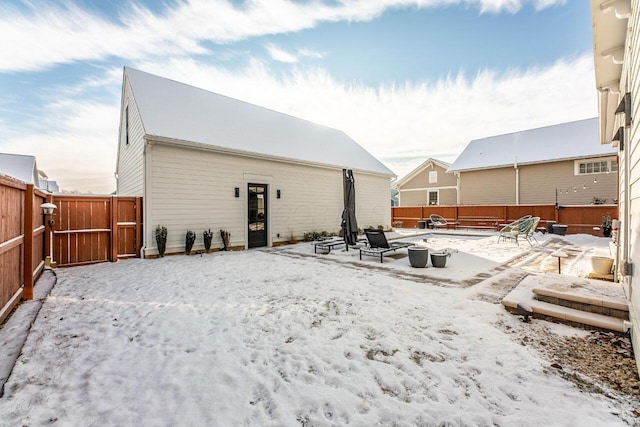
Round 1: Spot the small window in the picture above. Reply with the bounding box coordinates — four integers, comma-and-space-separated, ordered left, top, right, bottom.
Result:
428, 191, 438, 206
429, 171, 437, 184
125, 105, 129, 145
577, 158, 617, 175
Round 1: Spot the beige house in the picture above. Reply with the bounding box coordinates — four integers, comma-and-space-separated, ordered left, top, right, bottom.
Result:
393, 158, 457, 206
116, 68, 394, 256
591, 0, 639, 369
447, 118, 618, 206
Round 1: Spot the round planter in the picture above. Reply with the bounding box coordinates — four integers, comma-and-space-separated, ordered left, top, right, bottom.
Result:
408, 246, 429, 268
430, 252, 448, 268
591, 256, 613, 275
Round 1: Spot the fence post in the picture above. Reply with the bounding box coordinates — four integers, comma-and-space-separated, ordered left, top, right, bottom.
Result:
22, 184, 34, 300
110, 196, 118, 262
135, 197, 142, 257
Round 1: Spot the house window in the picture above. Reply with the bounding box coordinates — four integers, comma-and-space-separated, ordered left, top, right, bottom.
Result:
429, 171, 437, 184
575, 158, 617, 175
125, 105, 129, 145
428, 191, 438, 205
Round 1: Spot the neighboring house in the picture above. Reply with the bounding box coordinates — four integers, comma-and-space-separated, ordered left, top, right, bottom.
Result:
116, 67, 395, 257
447, 118, 618, 205
0, 153, 59, 192
0, 153, 40, 187
393, 158, 457, 206
591, 1, 639, 369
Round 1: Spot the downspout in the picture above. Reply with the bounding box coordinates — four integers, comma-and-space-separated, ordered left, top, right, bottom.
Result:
140, 140, 149, 258
623, 108, 631, 293
514, 156, 519, 205
455, 172, 461, 205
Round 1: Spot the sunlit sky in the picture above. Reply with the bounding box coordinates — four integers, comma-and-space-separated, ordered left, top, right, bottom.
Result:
0, 0, 596, 193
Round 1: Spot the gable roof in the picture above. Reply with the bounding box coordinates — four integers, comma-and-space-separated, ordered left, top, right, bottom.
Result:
447, 118, 616, 173
124, 67, 394, 176
393, 158, 451, 189
0, 153, 39, 186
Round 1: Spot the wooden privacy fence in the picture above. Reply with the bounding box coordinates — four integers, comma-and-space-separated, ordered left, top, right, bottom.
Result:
0, 176, 46, 323
392, 204, 618, 235
0, 187, 142, 325
49, 195, 142, 267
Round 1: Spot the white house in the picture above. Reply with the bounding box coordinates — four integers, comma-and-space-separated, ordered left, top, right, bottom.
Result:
591, 0, 640, 370
116, 67, 394, 256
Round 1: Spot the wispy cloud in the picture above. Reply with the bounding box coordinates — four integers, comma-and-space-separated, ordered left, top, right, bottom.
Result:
265, 43, 298, 63
0, 0, 567, 72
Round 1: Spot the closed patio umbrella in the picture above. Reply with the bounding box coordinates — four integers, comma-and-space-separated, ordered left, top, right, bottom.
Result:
341, 169, 358, 249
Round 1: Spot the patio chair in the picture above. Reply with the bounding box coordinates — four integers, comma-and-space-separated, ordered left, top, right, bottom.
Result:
429, 214, 448, 229
359, 229, 413, 263
524, 217, 541, 246
498, 216, 534, 246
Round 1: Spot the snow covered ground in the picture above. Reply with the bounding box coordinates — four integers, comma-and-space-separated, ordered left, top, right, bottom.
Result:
0, 231, 635, 426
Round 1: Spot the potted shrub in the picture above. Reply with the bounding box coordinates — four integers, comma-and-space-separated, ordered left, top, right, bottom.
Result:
602, 214, 612, 237
220, 229, 230, 251
203, 229, 213, 252
185, 230, 196, 254
156, 225, 167, 257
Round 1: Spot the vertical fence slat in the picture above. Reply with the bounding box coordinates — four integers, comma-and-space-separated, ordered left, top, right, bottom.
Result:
22, 184, 34, 300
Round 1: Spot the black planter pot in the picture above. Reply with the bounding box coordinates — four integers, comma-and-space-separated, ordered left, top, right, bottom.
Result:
408, 246, 429, 268
602, 226, 612, 237
431, 252, 449, 268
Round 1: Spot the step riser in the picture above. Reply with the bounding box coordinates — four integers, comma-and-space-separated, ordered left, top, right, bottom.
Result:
504, 307, 628, 333
535, 295, 628, 320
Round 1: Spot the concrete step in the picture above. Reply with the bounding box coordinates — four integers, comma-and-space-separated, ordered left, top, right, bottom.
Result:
501, 297, 629, 332
532, 287, 628, 320
501, 274, 630, 332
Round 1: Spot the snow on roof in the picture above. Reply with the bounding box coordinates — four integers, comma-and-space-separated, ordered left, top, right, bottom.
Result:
125, 68, 394, 176
447, 118, 616, 172
0, 153, 39, 185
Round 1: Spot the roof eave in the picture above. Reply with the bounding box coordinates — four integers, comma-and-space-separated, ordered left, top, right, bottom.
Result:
591, 0, 630, 144
448, 153, 619, 173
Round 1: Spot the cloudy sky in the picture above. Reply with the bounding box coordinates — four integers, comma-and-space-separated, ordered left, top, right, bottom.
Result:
0, 0, 596, 193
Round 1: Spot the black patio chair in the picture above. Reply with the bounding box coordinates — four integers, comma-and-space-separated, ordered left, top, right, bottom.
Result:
359, 229, 412, 263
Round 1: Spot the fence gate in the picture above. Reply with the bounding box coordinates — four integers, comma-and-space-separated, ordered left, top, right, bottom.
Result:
50, 195, 142, 267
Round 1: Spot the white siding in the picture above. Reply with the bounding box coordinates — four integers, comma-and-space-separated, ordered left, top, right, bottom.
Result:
144, 143, 391, 256
116, 78, 145, 196
619, 1, 640, 373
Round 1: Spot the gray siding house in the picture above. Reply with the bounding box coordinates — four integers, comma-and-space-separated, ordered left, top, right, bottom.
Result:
393, 158, 457, 206
447, 118, 618, 206
116, 67, 395, 256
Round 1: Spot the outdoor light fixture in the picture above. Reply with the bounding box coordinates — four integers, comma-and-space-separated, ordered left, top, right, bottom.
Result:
583, 184, 587, 190
277, 189, 281, 199
594, 177, 598, 184
40, 202, 57, 227
40, 202, 57, 268
234, 187, 239, 198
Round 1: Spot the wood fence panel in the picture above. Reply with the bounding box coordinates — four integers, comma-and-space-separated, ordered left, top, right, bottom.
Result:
505, 205, 556, 222
0, 176, 25, 317
392, 204, 619, 235
51, 195, 142, 267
